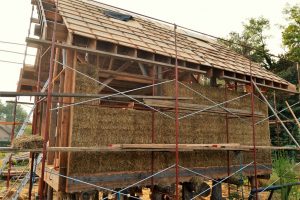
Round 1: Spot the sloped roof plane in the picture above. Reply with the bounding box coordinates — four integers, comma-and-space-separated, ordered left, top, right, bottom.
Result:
40, 0, 295, 92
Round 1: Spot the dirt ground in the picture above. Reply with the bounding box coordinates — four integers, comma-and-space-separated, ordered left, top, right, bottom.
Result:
0, 178, 298, 200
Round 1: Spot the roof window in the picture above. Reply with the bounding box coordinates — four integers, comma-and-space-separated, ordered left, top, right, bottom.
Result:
104, 10, 133, 22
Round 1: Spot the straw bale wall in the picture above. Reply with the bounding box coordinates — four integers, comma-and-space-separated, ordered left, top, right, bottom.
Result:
68, 64, 271, 178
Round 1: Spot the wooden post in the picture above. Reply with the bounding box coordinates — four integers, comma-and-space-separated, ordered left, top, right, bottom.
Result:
59, 33, 76, 192
182, 182, 193, 200
48, 47, 61, 165
210, 180, 222, 200
285, 101, 300, 129
47, 184, 53, 200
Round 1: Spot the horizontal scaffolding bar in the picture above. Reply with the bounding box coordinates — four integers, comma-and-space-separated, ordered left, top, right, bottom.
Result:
0, 91, 192, 100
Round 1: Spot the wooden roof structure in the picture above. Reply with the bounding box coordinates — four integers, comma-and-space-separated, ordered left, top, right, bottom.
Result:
64, 0, 295, 89
18, 0, 297, 93
17, 0, 297, 92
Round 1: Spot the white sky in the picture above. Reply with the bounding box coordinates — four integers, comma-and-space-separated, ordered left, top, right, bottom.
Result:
0, 0, 298, 106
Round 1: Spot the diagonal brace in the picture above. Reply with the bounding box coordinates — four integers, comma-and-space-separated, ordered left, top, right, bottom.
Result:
252, 81, 300, 148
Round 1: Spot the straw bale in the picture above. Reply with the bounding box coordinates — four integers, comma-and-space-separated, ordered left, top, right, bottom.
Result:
13, 135, 44, 149
68, 64, 271, 177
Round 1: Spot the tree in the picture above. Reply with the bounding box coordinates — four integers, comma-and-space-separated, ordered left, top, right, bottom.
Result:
220, 17, 274, 69
282, 5, 300, 63
221, 15, 300, 150
0, 100, 27, 123
0, 100, 28, 132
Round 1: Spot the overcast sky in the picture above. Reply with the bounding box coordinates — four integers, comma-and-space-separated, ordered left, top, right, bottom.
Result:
0, 0, 298, 105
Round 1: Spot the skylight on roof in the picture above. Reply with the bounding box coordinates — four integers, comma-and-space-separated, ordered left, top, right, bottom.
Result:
104, 10, 133, 22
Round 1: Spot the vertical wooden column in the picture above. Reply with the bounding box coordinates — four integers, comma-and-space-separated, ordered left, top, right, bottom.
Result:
55, 65, 65, 167
48, 47, 61, 165
47, 184, 54, 200
59, 33, 76, 192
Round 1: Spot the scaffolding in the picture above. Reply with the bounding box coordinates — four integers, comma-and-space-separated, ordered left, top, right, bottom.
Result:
0, 0, 300, 200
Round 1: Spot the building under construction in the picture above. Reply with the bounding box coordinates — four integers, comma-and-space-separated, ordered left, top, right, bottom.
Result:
1, 0, 300, 199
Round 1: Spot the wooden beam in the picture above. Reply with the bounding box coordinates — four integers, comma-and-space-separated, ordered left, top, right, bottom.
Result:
0, 144, 299, 152
19, 78, 37, 87
0, 121, 32, 125
26, 38, 207, 75
44, 10, 63, 23
143, 99, 265, 117
60, 33, 75, 192
98, 61, 133, 92
269, 119, 294, 125
221, 75, 295, 94
98, 69, 153, 84
138, 63, 148, 76
46, 21, 67, 41
285, 101, 300, 129
48, 47, 61, 165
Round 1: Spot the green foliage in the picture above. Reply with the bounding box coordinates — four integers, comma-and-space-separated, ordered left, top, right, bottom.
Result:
0, 100, 28, 135
221, 10, 300, 151
272, 151, 300, 200
0, 100, 27, 123
220, 17, 274, 68
24, 125, 32, 135
228, 192, 239, 200
282, 4, 300, 63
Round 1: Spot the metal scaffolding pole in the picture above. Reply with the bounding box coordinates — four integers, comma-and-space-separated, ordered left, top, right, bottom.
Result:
6, 98, 17, 189
38, 0, 58, 198
29, 46, 44, 200
174, 24, 180, 200
225, 81, 231, 197
249, 62, 258, 200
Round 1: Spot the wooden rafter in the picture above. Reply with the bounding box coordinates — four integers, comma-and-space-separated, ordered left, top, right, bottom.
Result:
98, 61, 133, 92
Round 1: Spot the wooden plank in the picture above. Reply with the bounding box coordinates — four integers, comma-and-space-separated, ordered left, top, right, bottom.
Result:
144, 99, 265, 117
19, 78, 37, 87
36, 164, 60, 191
99, 61, 133, 92
0, 144, 298, 152
48, 47, 60, 165
44, 10, 63, 22
46, 21, 68, 41
285, 101, 300, 129
65, 165, 271, 192
0, 121, 32, 125
98, 69, 153, 84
